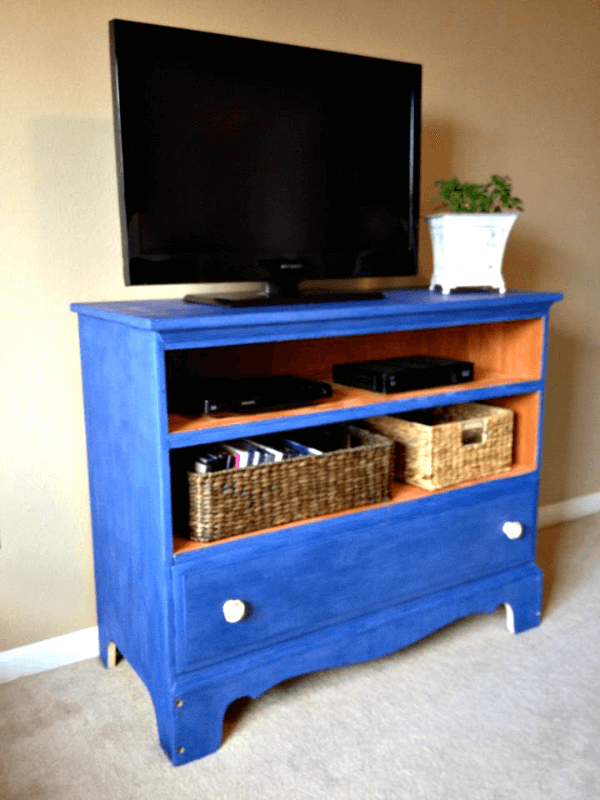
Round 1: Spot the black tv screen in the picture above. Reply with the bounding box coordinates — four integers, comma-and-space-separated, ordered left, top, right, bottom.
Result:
110, 19, 421, 298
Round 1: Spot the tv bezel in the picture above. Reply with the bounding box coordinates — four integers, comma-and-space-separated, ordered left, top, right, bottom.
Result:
109, 19, 422, 302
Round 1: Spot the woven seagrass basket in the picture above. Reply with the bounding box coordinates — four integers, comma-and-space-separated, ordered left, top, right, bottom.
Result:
187, 426, 393, 542
366, 403, 513, 491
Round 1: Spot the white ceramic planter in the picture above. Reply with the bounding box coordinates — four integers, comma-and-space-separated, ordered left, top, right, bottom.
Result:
427, 212, 519, 294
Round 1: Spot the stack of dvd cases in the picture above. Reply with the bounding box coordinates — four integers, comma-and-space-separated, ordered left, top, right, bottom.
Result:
188, 424, 360, 473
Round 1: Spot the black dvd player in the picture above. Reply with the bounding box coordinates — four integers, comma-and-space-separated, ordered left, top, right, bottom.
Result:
332, 355, 474, 394
170, 375, 332, 415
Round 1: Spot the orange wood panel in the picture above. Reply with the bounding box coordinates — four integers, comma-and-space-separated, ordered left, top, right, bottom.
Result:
483, 392, 540, 471
166, 319, 544, 396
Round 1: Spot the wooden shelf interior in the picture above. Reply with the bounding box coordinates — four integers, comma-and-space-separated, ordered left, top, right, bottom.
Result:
171, 391, 540, 556
167, 318, 544, 434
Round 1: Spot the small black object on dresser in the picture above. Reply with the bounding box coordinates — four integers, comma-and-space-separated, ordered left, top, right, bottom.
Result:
332, 355, 474, 394
170, 374, 332, 416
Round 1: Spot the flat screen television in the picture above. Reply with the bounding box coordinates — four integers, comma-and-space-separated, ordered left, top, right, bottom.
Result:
110, 19, 422, 305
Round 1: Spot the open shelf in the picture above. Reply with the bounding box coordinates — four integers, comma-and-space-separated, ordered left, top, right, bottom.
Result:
168, 372, 535, 436
167, 318, 544, 436
171, 391, 540, 556
173, 465, 536, 556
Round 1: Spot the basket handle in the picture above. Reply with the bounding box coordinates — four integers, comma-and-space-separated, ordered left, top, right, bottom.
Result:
461, 419, 487, 446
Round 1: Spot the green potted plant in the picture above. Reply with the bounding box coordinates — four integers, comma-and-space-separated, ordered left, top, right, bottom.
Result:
427, 175, 523, 294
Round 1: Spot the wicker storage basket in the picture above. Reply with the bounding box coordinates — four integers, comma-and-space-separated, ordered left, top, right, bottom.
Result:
187, 427, 393, 542
366, 403, 513, 491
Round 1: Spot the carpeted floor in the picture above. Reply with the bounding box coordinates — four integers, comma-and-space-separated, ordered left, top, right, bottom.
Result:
1, 513, 599, 800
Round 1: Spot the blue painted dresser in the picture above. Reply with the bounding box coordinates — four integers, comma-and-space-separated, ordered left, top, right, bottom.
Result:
71, 289, 562, 765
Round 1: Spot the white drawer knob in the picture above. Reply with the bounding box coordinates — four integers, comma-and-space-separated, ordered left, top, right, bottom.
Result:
503, 521, 524, 540
222, 599, 247, 623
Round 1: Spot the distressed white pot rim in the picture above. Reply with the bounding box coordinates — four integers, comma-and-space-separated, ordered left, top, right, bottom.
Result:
427, 212, 520, 221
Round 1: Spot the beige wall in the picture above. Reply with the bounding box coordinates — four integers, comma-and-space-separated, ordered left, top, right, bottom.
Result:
1, 0, 598, 650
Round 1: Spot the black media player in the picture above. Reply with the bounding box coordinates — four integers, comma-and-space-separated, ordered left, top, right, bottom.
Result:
332, 355, 474, 394
170, 375, 332, 415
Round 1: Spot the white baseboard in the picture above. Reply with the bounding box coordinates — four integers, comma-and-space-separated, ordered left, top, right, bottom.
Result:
0, 627, 99, 684
2, 493, 600, 685
538, 492, 600, 528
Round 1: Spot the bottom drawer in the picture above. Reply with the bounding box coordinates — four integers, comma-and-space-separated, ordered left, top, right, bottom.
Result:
173, 479, 537, 673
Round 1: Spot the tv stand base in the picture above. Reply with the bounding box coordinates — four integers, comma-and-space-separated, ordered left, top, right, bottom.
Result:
183, 290, 385, 307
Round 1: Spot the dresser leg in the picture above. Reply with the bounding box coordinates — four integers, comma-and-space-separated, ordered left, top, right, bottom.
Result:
98, 628, 115, 669
165, 686, 238, 765
106, 641, 119, 668
503, 566, 543, 634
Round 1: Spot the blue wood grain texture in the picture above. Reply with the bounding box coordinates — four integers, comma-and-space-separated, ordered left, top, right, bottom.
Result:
72, 288, 562, 765
174, 475, 538, 672
76, 315, 177, 753
71, 289, 563, 348
534, 314, 553, 506
169, 564, 542, 764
